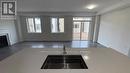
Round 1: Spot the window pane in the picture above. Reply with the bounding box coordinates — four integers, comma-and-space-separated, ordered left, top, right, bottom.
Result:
51, 17, 64, 33
73, 22, 81, 33
27, 18, 35, 33
35, 18, 42, 33
51, 18, 58, 33
83, 22, 90, 32
59, 18, 64, 32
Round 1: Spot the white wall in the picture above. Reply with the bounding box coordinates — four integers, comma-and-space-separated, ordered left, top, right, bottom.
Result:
98, 7, 130, 56
93, 15, 100, 42
19, 16, 73, 41
0, 20, 18, 45
17, 12, 96, 42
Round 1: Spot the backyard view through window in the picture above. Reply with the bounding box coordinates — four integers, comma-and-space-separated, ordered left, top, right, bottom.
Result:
26, 17, 42, 33
51, 17, 64, 33
73, 17, 92, 40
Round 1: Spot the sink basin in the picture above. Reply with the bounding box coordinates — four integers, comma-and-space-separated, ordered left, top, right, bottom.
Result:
41, 55, 88, 69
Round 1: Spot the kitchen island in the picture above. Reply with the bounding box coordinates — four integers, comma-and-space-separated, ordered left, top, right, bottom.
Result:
0, 48, 130, 73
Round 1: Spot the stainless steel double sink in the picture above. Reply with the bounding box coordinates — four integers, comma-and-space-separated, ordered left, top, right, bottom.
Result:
41, 55, 88, 69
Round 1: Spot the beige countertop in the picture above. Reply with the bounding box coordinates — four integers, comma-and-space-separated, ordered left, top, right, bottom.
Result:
0, 48, 130, 73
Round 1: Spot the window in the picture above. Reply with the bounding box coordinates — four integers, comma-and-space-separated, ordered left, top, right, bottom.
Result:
26, 17, 42, 33
73, 17, 92, 21
73, 17, 92, 40
51, 17, 64, 33
74, 23, 80, 28
73, 17, 92, 33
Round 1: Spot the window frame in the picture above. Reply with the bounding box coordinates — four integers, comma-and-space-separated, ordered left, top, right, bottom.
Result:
73, 16, 93, 22
51, 17, 65, 33
26, 17, 42, 33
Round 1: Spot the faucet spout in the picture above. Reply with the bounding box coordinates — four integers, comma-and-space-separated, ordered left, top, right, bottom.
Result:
63, 45, 67, 55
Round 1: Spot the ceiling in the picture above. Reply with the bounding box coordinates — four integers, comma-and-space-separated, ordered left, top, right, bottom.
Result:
17, 0, 130, 13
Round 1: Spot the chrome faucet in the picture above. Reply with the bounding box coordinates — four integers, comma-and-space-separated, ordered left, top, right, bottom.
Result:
63, 45, 67, 54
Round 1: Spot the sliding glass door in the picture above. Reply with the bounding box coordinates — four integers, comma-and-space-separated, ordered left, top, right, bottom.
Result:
73, 22, 81, 40
73, 17, 92, 41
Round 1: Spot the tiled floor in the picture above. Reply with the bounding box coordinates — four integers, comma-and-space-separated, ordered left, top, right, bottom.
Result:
0, 41, 105, 61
